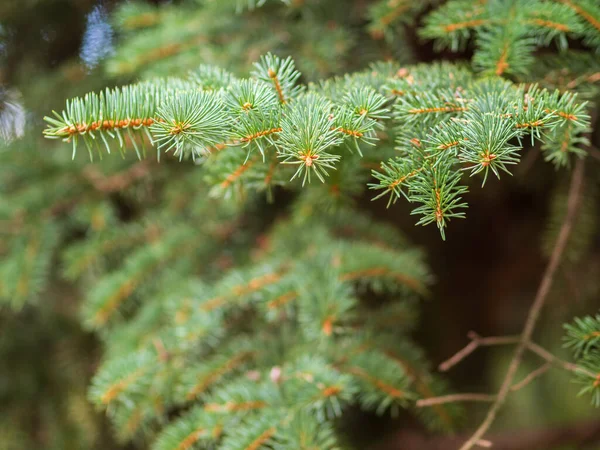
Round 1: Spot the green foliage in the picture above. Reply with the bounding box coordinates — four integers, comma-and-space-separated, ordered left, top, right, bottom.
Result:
3, 0, 600, 448
78, 201, 455, 448
421, 0, 600, 75
564, 313, 600, 406
43, 54, 592, 239
104, 0, 366, 79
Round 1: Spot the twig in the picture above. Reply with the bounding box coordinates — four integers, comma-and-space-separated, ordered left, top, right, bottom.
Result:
417, 393, 496, 407
527, 341, 595, 378
423, 338, 591, 409
439, 330, 586, 375
439, 332, 520, 372
510, 363, 552, 392
459, 157, 585, 450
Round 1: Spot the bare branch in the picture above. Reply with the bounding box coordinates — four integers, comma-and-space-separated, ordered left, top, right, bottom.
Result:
459, 157, 585, 450
527, 342, 596, 378
417, 393, 496, 407
439, 332, 519, 372
510, 363, 552, 392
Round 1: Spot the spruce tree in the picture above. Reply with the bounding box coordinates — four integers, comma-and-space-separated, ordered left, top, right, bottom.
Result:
2, 1, 600, 449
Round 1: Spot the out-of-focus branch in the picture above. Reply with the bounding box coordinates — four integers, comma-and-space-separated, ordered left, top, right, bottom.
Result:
439, 332, 519, 372
416, 393, 495, 407
459, 157, 586, 450
509, 362, 551, 392
414, 158, 586, 449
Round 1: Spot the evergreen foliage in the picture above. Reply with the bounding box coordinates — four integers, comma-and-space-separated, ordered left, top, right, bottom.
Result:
43, 53, 592, 238
2, 0, 600, 448
565, 313, 600, 406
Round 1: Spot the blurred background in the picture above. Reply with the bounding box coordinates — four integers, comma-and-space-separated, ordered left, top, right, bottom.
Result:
0, 0, 599, 449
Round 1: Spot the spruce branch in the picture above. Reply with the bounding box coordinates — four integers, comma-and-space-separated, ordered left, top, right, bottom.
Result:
421, 0, 600, 75
410, 161, 468, 241
43, 80, 187, 158
559, 0, 600, 50
251, 53, 303, 104
151, 90, 228, 160
564, 313, 600, 406
43, 54, 591, 239
417, 394, 496, 407
276, 93, 343, 185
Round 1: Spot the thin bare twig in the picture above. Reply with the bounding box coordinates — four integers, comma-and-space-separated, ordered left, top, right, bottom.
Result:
459, 157, 585, 450
422, 338, 591, 409
527, 341, 596, 378
439, 332, 520, 372
510, 363, 552, 392
416, 393, 496, 407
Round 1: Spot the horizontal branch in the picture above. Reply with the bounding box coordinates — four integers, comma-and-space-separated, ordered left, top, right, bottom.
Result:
416, 393, 496, 407
240, 127, 282, 143
408, 106, 468, 114
57, 117, 157, 138
439, 331, 519, 372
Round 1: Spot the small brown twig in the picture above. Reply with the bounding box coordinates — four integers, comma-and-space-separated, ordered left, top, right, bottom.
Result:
527, 341, 595, 377
439, 331, 586, 376
510, 363, 552, 392
439, 332, 520, 372
420, 338, 592, 411
416, 394, 496, 407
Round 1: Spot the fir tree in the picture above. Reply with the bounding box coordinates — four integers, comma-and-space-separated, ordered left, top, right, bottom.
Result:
2, 0, 600, 449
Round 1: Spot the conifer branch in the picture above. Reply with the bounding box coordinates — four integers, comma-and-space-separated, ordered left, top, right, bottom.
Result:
43, 54, 591, 239
10, 2, 600, 448
560, 0, 600, 33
